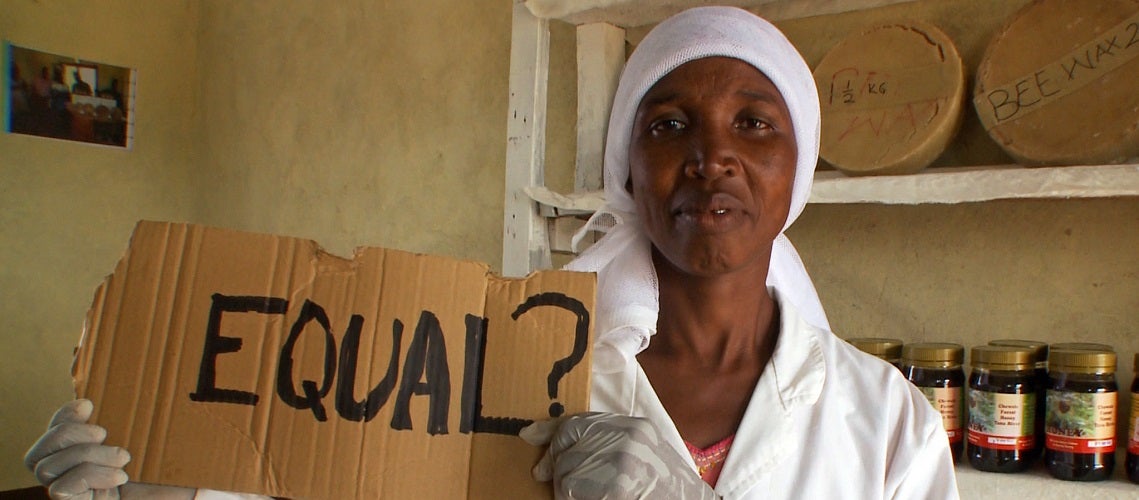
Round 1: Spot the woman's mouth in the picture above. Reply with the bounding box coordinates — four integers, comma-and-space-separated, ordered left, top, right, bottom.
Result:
674, 201, 744, 232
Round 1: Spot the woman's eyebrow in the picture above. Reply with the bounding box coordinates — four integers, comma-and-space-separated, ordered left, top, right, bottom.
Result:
639, 92, 680, 110
639, 88, 779, 110
737, 89, 780, 104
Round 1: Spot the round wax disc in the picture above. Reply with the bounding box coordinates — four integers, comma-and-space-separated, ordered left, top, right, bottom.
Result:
974, 0, 1139, 165
814, 21, 966, 176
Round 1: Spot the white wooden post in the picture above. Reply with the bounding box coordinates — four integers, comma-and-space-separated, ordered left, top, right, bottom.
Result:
502, 1, 552, 277
574, 22, 625, 192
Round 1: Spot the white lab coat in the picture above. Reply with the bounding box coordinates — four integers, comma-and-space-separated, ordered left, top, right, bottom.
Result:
590, 289, 960, 499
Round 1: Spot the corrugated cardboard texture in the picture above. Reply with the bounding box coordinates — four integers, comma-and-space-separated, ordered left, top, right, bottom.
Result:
73, 221, 594, 499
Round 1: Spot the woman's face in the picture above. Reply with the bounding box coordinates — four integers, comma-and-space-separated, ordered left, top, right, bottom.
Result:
628, 56, 797, 278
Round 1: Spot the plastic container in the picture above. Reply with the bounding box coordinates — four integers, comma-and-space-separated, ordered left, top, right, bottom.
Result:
902, 342, 965, 462
1044, 348, 1117, 481
967, 345, 1037, 472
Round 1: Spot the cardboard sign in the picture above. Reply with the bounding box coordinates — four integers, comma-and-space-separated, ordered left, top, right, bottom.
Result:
72, 221, 595, 499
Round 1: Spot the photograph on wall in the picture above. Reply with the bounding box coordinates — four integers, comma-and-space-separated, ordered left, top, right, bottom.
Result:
5, 42, 135, 148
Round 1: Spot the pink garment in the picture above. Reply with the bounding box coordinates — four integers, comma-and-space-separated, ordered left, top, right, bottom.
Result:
685, 435, 734, 488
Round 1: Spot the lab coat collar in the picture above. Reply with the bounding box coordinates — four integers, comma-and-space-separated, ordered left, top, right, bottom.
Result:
767, 287, 826, 410
715, 288, 827, 496
588, 288, 828, 496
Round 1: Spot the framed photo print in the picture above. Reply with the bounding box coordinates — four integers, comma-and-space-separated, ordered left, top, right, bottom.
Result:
6, 42, 135, 148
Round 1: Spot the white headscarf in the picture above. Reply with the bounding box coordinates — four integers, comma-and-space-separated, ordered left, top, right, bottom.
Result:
566, 6, 830, 373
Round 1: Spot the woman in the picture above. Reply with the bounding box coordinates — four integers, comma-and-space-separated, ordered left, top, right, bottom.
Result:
522, 6, 957, 499
26, 7, 956, 500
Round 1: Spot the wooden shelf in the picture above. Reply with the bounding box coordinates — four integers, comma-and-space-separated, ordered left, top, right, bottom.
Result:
526, 163, 1139, 219
955, 459, 1138, 498
522, 0, 920, 26
524, 163, 1139, 254
810, 163, 1139, 204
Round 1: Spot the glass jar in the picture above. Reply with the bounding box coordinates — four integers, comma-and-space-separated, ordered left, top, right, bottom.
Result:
902, 342, 965, 462
1127, 352, 1139, 484
967, 345, 1037, 472
988, 339, 1048, 459
1044, 348, 1117, 481
847, 337, 903, 369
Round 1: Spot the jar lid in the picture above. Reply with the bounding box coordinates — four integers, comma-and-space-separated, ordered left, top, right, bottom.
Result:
1050, 342, 1114, 352
971, 345, 1034, 371
1048, 348, 1116, 373
847, 337, 903, 359
902, 342, 964, 366
988, 339, 1048, 362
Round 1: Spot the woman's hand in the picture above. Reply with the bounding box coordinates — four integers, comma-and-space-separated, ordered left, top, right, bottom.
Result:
520, 412, 718, 500
25, 399, 130, 499
24, 399, 199, 500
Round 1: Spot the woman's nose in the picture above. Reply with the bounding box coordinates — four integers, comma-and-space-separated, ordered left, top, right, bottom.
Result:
684, 127, 740, 179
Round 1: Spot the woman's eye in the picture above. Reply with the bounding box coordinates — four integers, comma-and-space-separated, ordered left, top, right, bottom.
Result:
738, 117, 771, 130
650, 119, 686, 134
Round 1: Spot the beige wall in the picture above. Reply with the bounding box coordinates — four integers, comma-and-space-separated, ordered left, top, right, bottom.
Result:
790, 199, 1139, 352
2, 0, 510, 489
1, 0, 203, 489
192, 1, 510, 261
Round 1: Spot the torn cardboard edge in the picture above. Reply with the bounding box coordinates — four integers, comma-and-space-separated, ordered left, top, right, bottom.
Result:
74, 220, 595, 499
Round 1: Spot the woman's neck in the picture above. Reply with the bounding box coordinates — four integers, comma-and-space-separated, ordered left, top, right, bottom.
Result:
649, 249, 779, 368
637, 249, 781, 447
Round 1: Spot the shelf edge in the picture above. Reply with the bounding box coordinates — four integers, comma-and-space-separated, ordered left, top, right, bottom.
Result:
525, 164, 1139, 213
522, 0, 919, 26
809, 164, 1139, 204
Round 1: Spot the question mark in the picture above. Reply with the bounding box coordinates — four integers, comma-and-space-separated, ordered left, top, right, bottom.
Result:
511, 292, 590, 417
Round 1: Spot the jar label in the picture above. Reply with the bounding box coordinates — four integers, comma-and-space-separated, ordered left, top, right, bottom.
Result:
1045, 390, 1116, 453
967, 390, 1035, 451
1129, 391, 1139, 454
921, 386, 963, 443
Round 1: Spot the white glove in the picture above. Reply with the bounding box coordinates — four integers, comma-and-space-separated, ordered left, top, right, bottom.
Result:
25, 399, 130, 500
24, 399, 200, 500
520, 412, 719, 500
